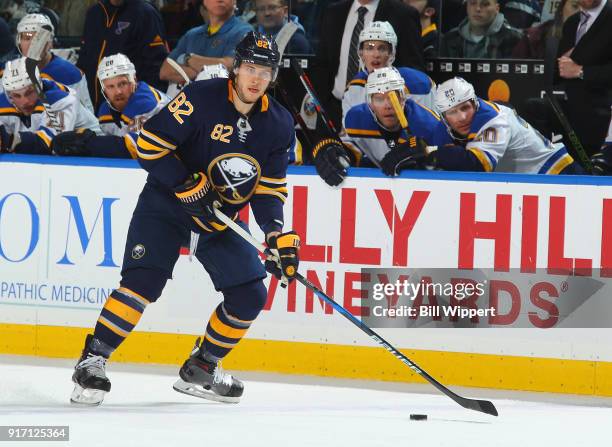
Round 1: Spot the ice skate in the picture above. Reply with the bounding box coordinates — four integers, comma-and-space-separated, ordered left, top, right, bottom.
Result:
70, 334, 111, 406
173, 338, 243, 403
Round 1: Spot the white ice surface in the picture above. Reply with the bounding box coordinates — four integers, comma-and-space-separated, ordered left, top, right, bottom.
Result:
0, 356, 611, 447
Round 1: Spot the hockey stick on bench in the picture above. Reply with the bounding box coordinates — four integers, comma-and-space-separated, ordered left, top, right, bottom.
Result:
213, 207, 499, 417
24, 24, 62, 133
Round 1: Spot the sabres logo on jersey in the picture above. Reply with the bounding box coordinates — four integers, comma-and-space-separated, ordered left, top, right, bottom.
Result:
208, 153, 262, 204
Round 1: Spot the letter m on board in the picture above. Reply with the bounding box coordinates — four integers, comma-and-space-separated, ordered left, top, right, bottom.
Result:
57, 196, 119, 267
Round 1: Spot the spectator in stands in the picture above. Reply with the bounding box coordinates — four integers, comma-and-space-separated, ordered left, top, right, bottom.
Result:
440, 0, 466, 33
405, 0, 440, 57
0, 16, 12, 60
513, 0, 579, 59
159, 0, 252, 84
0, 57, 100, 155
78, 0, 169, 111
440, 0, 523, 59
310, 0, 424, 128
500, 0, 542, 28
556, 0, 612, 156
11, 14, 95, 113
254, 0, 311, 54
51, 53, 169, 159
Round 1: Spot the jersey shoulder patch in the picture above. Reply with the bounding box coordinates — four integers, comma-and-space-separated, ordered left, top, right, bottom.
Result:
122, 82, 162, 120
41, 79, 71, 106
42, 56, 83, 86
347, 70, 368, 87
468, 99, 502, 138
398, 67, 434, 95
345, 103, 381, 137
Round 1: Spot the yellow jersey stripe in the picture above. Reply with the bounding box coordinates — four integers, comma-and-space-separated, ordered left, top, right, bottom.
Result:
468, 148, 494, 172
137, 136, 171, 153
254, 190, 287, 202
346, 128, 382, 137
260, 176, 287, 184
256, 184, 288, 195
124, 135, 138, 159
147, 84, 161, 102
140, 128, 177, 150
36, 130, 52, 147
547, 154, 574, 175
137, 147, 171, 160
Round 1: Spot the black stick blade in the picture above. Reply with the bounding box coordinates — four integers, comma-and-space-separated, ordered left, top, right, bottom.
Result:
461, 397, 499, 416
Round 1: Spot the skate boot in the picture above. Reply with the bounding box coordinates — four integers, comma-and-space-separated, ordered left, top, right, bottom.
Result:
173, 338, 244, 403
70, 334, 111, 406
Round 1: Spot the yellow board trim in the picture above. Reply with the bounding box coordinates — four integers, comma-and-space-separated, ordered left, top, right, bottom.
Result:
1, 322, 611, 396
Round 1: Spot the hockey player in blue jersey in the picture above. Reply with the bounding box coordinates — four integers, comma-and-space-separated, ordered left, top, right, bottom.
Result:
341, 21, 436, 121
428, 77, 584, 174
0, 57, 100, 155
339, 67, 444, 177
13, 14, 95, 114
51, 53, 169, 159
70, 32, 301, 406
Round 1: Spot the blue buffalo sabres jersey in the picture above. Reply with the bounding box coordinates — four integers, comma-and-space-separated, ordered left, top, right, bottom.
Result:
343, 98, 445, 167
137, 78, 296, 234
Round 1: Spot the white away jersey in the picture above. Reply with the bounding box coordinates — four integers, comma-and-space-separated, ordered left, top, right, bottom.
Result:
342, 67, 436, 122
97, 81, 169, 156
0, 79, 101, 147
41, 55, 95, 114
432, 100, 575, 174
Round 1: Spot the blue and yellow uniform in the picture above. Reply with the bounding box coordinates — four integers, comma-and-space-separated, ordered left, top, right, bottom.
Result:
92, 78, 296, 360
342, 67, 436, 121
95, 81, 168, 158
343, 98, 444, 167
430, 99, 581, 174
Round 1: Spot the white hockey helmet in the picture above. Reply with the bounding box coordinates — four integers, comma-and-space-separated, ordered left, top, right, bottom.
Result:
16, 13, 55, 54
2, 57, 39, 93
195, 63, 229, 81
359, 21, 397, 66
97, 53, 137, 88
365, 67, 406, 102
434, 77, 479, 114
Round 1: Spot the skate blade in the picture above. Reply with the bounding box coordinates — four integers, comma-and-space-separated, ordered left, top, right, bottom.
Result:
172, 379, 240, 404
70, 383, 106, 406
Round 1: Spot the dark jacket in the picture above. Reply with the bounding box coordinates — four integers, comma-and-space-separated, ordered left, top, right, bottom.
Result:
311, 0, 424, 119
440, 13, 523, 59
77, 0, 169, 110
555, 0, 612, 153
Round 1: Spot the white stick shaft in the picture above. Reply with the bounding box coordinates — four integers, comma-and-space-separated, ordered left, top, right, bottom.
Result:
166, 58, 191, 85
213, 209, 266, 253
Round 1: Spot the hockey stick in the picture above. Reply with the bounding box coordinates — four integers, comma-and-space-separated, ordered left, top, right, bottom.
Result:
213, 208, 499, 417
545, 91, 593, 173
291, 58, 342, 138
166, 57, 191, 86
25, 24, 62, 133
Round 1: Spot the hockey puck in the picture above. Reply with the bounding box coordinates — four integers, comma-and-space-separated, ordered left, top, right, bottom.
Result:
409, 414, 427, 421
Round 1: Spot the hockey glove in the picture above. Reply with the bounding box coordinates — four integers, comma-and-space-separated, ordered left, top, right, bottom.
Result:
51, 129, 96, 156
265, 231, 301, 282
379, 136, 431, 177
313, 138, 350, 186
174, 172, 225, 228
0, 124, 17, 153
591, 146, 612, 175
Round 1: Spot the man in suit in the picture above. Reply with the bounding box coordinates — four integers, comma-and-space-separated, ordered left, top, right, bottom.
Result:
557, 0, 612, 156
310, 0, 424, 128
